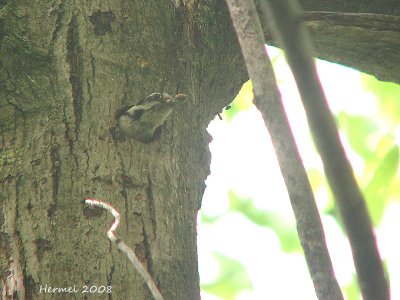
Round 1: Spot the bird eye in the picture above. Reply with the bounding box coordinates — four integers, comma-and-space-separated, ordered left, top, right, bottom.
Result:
132, 109, 145, 120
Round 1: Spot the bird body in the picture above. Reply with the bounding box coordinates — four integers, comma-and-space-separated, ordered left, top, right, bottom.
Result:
117, 93, 186, 143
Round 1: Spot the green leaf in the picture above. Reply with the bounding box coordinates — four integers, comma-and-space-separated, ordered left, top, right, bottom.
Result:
343, 274, 361, 300
361, 74, 400, 123
200, 212, 222, 224
307, 168, 325, 192
201, 252, 252, 300
336, 112, 378, 160
223, 81, 253, 122
363, 145, 399, 224
228, 191, 301, 252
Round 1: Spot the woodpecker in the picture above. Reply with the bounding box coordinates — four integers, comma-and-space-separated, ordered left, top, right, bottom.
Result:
116, 92, 187, 143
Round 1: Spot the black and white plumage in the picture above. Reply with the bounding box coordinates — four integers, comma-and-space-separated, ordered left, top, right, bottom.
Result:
116, 93, 187, 143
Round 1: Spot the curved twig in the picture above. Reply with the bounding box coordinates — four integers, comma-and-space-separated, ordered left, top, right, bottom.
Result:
84, 198, 164, 300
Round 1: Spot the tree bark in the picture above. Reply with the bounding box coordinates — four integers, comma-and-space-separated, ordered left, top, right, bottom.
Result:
0, 1, 245, 299
259, 1, 400, 84
1, 0, 399, 299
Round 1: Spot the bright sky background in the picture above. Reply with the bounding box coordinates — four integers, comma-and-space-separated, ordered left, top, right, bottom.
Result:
198, 46, 399, 300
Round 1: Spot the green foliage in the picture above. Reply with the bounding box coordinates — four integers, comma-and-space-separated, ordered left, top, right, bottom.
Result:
201, 253, 253, 300
343, 275, 360, 300
334, 74, 400, 225
201, 59, 400, 300
336, 112, 378, 160
228, 191, 301, 252
200, 213, 221, 225
223, 81, 253, 122
336, 112, 399, 224
320, 74, 400, 298
364, 146, 399, 224
361, 75, 400, 124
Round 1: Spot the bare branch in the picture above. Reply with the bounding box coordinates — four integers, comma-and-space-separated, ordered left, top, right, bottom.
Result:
259, 1, 390, 299
224, 0, 343, 298
84, 198, 164, 300
302, 11, 400, 31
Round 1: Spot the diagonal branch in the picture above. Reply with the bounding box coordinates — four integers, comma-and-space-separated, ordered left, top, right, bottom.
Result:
259, 1, 390, 299
224, 0, 343, 299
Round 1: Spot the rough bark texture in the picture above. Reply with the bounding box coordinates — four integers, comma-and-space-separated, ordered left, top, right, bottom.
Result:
303, 12, 400, 84
0, 1, 245, 299
299, 0, 400, 15
1, 0, 399, 299
260, 1, 400, 84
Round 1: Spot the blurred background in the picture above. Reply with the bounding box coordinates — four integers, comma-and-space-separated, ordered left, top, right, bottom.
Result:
197, 46, 400, 300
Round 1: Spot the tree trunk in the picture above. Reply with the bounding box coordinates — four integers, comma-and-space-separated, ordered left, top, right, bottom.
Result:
1, 0, 399, 299
0, 1, 244, 299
